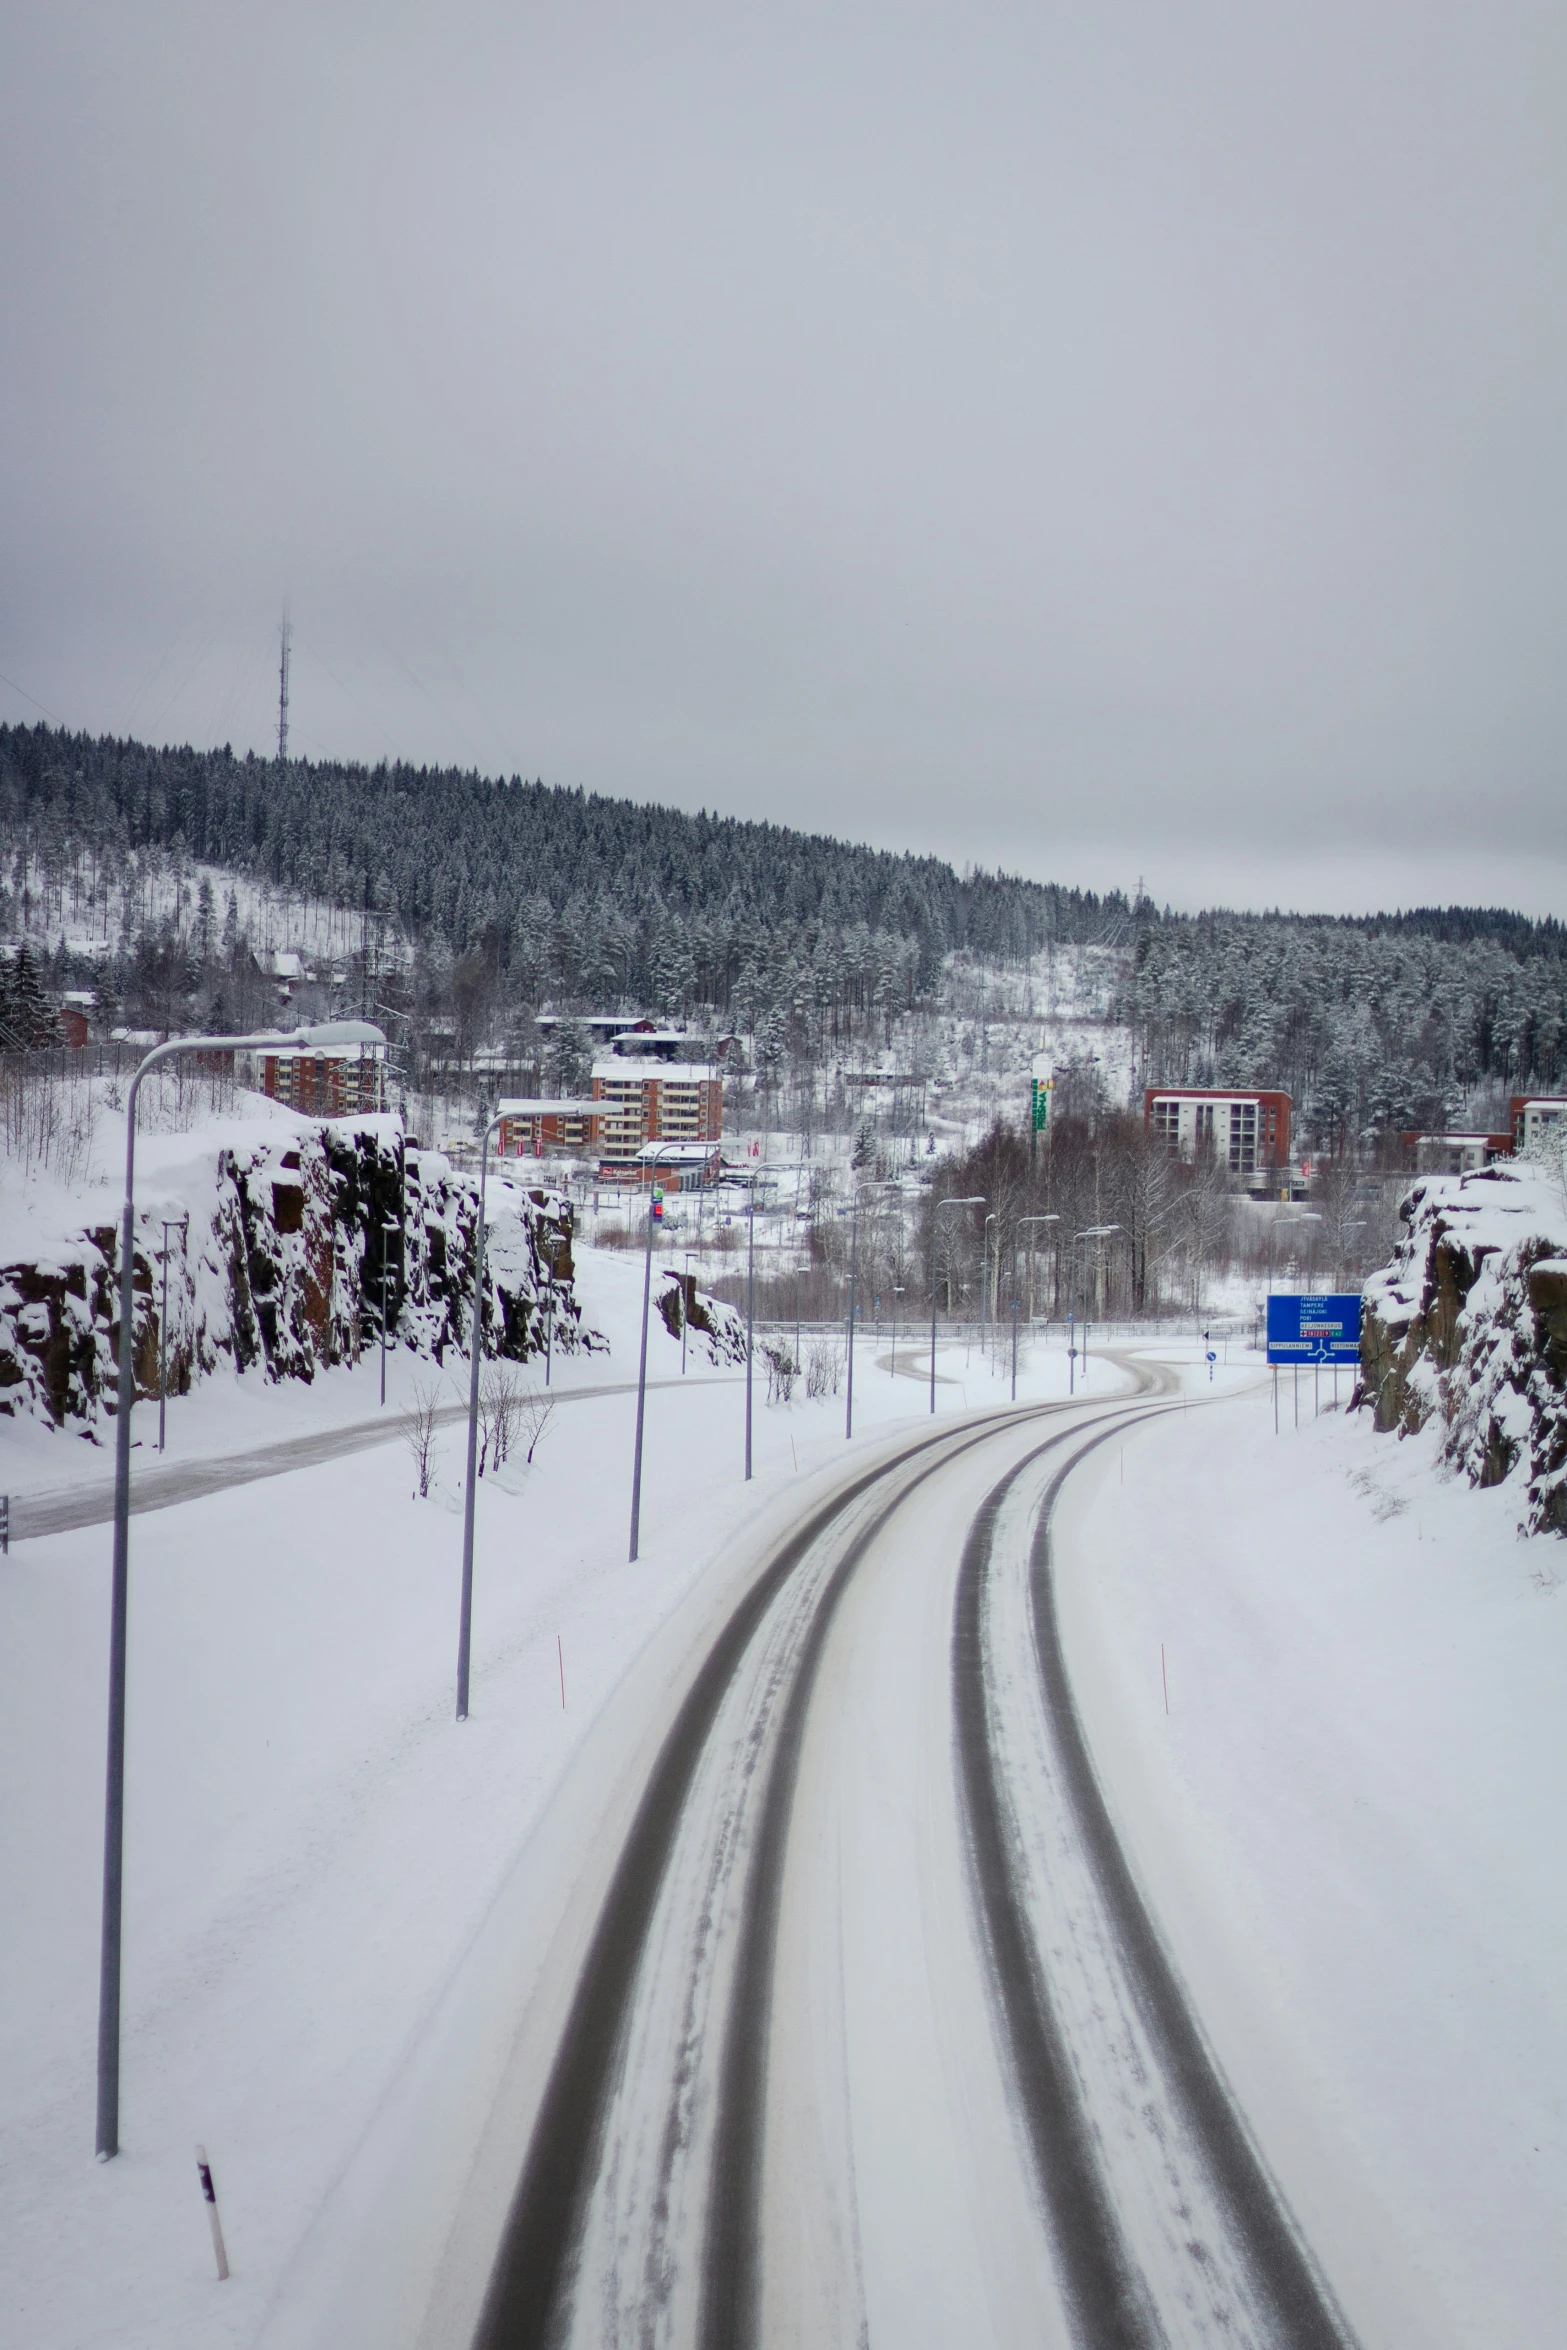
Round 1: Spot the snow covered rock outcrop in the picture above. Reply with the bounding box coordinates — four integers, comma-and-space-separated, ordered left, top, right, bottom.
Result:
0, 1117, 593, 1433
655, 1270, 748, 1367
1358, 1162, 1567, 1535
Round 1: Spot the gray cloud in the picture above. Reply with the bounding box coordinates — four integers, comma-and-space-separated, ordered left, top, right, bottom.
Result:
2, 1, 1563, 915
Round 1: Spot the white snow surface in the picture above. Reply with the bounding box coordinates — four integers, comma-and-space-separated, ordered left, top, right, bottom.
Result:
0, 1272, 1563, 2346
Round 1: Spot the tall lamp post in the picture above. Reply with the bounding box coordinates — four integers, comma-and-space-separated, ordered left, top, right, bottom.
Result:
745, 1175, 756, 1479
1070, 1224, 1119, 1391
157, 1216, 188, 1452
97, 1019, 384, 2162
846, 1180, 898, 1440
682, 1249, 696, 1376
542, 1231, 562, 1388
929, 1194, 986, 1413
982, 1211, 998, 1350
628, 1179, 660, 1562
456, 1105, 514, 1723
1017, 1213, 1059, 1338
379, 1218, 400, 1406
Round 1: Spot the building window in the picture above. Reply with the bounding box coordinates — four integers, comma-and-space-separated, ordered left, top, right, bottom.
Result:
1228, 1102, 1257, 1173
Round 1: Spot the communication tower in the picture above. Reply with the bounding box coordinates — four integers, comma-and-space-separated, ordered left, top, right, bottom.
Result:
277, 608, 291, 765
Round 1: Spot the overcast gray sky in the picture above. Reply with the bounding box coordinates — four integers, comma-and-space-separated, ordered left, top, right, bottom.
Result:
2, 2, 1563, 917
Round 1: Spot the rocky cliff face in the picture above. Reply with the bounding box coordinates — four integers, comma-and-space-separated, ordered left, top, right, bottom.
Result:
0, 1118, 595, 1433
1358, 1162, 1567, 1535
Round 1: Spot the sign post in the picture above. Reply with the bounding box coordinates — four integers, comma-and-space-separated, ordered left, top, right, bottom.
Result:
1266, 1295, 1361, 1432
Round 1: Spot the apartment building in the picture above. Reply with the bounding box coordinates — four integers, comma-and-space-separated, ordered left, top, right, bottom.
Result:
1144, 1087, 1291, 1181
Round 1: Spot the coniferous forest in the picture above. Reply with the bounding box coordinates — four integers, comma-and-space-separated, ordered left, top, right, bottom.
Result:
2, 720, 1565, 1146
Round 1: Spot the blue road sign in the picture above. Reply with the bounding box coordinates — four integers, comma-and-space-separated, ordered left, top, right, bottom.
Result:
1267, 1293, 1361, 1366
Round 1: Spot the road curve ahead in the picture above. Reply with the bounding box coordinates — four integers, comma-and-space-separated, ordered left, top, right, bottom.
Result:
473, 1372, 1360, 2350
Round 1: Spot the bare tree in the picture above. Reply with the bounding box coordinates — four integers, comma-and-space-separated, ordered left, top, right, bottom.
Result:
479, 1362, 524, 1474
518, 1386, 557, 1463
402, 1378, 442, 1497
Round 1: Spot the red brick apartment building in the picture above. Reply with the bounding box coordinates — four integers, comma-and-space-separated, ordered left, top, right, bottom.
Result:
258, 1042, 386, 1117
591, 1055, 722, 1181
1143, 1087, 1291, 1181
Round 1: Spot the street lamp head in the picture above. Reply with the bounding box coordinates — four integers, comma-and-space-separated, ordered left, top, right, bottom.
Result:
294, 1019, 388, 1050
936, 1193, 986, 1212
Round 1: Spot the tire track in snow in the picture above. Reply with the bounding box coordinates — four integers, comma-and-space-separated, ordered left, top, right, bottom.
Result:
471, 1402, 1089, 2350
953, 1407, 1360, 2350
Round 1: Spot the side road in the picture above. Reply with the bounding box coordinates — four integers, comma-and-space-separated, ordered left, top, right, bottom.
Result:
9, 1376, 740, 1542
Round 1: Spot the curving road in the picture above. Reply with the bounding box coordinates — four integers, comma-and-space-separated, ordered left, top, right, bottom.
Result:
471, 1370, 1358, 2350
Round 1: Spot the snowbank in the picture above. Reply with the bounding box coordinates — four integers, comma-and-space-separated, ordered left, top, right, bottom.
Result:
1359, 1160, 1567, 1533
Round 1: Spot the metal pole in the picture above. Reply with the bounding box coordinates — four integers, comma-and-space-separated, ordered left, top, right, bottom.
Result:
1011, 1293, 1019, 1402
845, 1192, 858, 1440
158, 1223, 171, 1452
745, 1186, 755, 1480
629, 1184, 655, 1560
98, 1025, 362, 2163
930, 1208, 939, 1414
380, 1242, 388, 1407
457, 1113, 502, 1720
97, 1080, 141, 2160
929, 1196, 983, 1414
545, 1246, 556, 1387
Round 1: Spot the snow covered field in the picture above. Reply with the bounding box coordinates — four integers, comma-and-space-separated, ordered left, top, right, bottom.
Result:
1, 1259, 1562, 2346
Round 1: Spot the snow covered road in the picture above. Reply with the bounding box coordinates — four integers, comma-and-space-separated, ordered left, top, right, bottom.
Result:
472, 1370, 1354, 2350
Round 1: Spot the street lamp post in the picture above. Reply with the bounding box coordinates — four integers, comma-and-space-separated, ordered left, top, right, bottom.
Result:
1070, 1225, 1120, 1389
628, 1181, 659, 1561
96, 1019, 384, 2162
891, 1283, 904, 1376
379, 1218, 400, 1407
929, 1195, 985, 1413
846, 1180, 898, 1440
456, 1106, 512, 1722
1017, 1213, 1058, 1339
157, 1216, 187, 1452
982, 1211, 998, 1350
682, 1250, 696, 1376
746, 1177, 756, 1480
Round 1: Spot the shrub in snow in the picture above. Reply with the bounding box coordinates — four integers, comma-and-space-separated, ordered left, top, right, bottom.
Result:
1358, 1162, 1567, 1536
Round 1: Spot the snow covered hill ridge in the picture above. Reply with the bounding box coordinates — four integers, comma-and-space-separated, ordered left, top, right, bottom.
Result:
1360, 1159, 1567, 1535
0, 1105, 592, 1434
